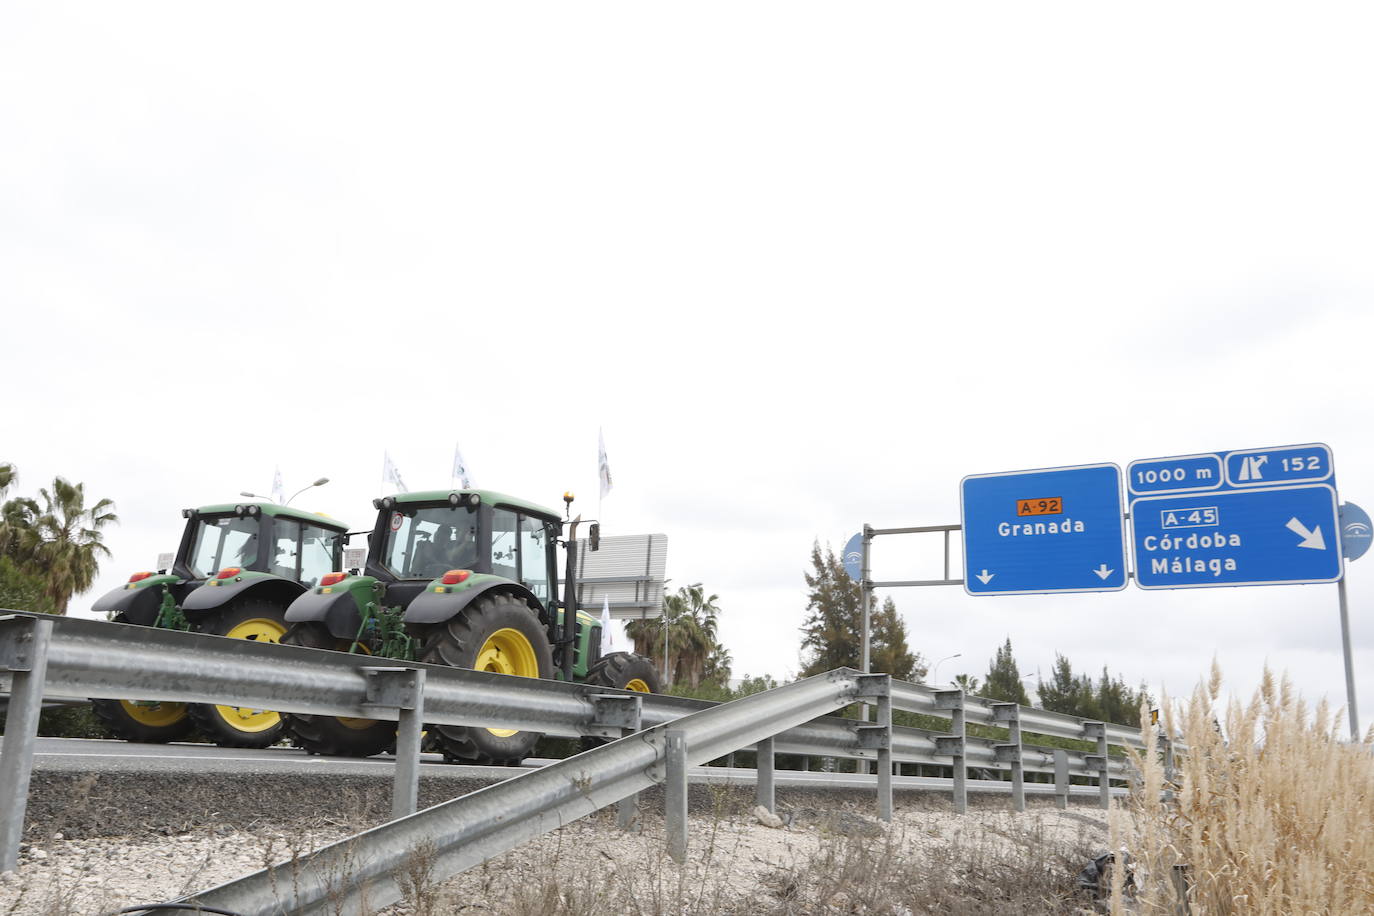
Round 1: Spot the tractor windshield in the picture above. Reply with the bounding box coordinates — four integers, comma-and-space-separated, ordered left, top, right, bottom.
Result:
381, 506, 479, 580
187, 515, 260, 578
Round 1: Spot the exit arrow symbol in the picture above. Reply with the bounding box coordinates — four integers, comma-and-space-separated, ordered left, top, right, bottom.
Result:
1285, 517, 1327, 550
1093, 564, 1114, 580
976, 569, 995, 585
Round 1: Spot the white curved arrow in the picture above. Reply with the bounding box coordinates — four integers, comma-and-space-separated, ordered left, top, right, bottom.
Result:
1286, 517, 1326, 550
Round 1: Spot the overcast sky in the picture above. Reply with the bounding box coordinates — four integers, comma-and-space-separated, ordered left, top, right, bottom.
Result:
3, 3, 1371, 734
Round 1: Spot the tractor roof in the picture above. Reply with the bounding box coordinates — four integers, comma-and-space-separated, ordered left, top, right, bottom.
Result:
388, 489, 562, 522
193, 503, 350, 531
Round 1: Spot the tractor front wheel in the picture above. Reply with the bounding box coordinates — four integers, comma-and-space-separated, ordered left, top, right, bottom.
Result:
579, 652, 660, 751
584, 652, 661, 694
90, 614, 194, 743
419, 591, 553, 765
91, 697, 194, 743
279, 622, 398, 758
186, 601, 289, 748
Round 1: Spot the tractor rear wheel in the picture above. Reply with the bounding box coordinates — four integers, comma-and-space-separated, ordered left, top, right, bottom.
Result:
584, 652, 661, 694
279, 622, 398, 758
419, 591, 553, 765
186, 600, 288, 748
90, 615, 194, 743
580, 652, 660, 751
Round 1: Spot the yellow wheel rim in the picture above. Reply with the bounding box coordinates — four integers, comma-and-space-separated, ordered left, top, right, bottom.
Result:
213, 617, 288, 733
476, 627, 540, 737
335, 641, 378, 729
625, 678, 652, 693
119, 699, 188, 728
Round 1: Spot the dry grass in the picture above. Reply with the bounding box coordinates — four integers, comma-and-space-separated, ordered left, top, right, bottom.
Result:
489, 806, 1103, 916
1110, 662, 1374, 914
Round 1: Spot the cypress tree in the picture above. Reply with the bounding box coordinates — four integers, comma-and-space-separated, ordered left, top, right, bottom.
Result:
982, 637, 1031, 705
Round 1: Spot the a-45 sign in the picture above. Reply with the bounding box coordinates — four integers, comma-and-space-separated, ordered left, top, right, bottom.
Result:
1128, 444, 1341, 589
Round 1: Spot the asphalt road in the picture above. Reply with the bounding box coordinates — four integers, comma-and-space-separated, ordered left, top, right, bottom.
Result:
11, 737, 1102, 796
15, 736, 534, 779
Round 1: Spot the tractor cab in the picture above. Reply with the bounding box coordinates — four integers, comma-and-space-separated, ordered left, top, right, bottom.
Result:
364, 490, 562, 619
178, 503, 348, 589
93, 502, 349, 628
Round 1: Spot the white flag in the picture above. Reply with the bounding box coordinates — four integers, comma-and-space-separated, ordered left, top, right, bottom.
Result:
451, 443, 472, 489
383, 451, 408, 493
600, 595, 614, 655
271, 466, 285, 504
598, 429, 613, 500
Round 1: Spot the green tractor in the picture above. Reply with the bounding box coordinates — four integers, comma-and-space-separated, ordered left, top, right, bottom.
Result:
90, 502, 350, 748
282, 489, 661, 764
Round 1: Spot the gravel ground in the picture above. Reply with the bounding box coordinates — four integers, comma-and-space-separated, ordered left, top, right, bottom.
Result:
1, 773, 1110, 915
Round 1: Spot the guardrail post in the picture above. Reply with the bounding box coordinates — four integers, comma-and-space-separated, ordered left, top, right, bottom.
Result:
1053, 749, 1069, 809
361, 666, 425, 820
993, 703, 1024, 812
591, 694, 644, 830
755, 737, 775, 813
935, 689, 966, 814
1171, 863, 1192, 915
665, 729, 688, 863
1161, 735, 1176, 803
0, 615, 53, 873
876, 692, 893, 821
853, 674, 893, 822
1083, 722, 1110, 809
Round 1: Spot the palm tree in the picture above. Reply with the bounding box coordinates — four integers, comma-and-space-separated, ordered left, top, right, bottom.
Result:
952, 673, 980, 695
0, 463, 14, 495
0, 494, 40, 561
30, 478, 118, 615
625, 583, 726, 689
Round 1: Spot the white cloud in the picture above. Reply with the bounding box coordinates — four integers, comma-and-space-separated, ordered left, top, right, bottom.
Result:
2, 1, 1372, 733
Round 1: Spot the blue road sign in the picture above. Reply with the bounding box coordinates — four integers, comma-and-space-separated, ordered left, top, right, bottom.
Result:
961, 464, 1127, 596
842, 533, 864, 580
1129, 443, 1341, 589
1340, 501, 1372, 562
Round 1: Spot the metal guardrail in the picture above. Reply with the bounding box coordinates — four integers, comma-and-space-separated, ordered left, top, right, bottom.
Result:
160, 669, 887, 915
0, 610, 1151, 892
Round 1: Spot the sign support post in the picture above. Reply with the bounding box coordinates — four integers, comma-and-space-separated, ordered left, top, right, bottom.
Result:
1337, 572, 1359, 741
860, 525, 873, 774
860, 525, 872, 677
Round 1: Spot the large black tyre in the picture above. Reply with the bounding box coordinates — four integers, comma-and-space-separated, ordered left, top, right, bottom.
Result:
90, 697, 195, 743
584, 652, 661, 694
185, 600, 289, 749
90, 615, 195, 743
580, 652, 660, 752
419, 591, 553, 765
279, 622, 398, 758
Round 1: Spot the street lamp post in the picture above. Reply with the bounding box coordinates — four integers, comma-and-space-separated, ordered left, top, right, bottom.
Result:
932, 653, 962, 687
239, 477, 330, 505
285, 477, 330, 505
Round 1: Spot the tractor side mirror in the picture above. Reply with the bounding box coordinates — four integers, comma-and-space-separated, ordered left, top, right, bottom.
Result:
588, 522, 601, 552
